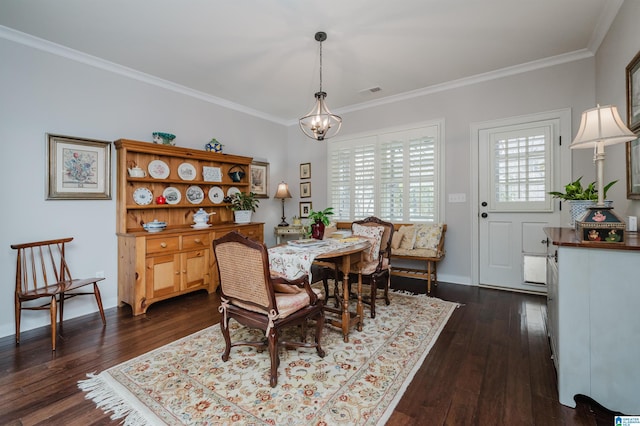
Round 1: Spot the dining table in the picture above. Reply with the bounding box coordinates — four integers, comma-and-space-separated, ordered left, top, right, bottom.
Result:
268, 237, 371, 342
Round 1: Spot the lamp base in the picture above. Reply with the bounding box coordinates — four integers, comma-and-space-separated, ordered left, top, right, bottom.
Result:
576, 206, 625, 243
278, 221, 290, 227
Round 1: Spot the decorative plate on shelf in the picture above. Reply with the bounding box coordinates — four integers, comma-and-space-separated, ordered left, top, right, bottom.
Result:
133, 187, 153, 205
227, 187, 241, 197
202, 166, 222, 182
163, 187, 181, 204
178, 162, 197, 181
208, 186, 224, 204
186, 185, 204, 204
148, 160, 170, 179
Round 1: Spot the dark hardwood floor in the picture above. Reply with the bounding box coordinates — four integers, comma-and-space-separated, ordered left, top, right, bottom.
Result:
0, 279, 615, 425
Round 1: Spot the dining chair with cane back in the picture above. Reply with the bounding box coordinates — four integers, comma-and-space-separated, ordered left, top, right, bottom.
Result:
12, 237, 107, 351
213, 230, 326, 387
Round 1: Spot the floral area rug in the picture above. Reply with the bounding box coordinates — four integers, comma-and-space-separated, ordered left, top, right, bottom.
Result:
79, 291, 458, 425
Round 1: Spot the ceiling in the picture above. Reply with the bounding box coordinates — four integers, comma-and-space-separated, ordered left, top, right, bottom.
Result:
0, 1, 622, 125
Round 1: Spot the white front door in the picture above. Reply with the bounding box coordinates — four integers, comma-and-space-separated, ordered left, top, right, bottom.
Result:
474, 110, 571, 292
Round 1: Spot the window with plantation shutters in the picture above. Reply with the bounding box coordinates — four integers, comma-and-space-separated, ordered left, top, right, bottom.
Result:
328, 122, 442, 222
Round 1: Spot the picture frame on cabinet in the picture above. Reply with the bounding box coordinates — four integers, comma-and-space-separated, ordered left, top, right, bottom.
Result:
300, 201, 312, 218
627, 50, 640, 133
300, 162, 311, 179
250, 161, 269, 198
47, 134, 112, 200
626, 137, 640, 199
300, 182, 311, 198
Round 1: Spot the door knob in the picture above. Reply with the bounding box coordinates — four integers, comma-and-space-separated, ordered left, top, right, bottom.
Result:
481, 201, 488, 207
481, 212, 488, 218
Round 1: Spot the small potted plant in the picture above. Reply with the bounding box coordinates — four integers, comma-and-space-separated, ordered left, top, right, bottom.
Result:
227, 192, 259, 223
549, 177, 616, 226
307, 207, 334, 239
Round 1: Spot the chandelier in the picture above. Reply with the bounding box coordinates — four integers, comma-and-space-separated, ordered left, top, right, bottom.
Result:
299, 31, 342, 141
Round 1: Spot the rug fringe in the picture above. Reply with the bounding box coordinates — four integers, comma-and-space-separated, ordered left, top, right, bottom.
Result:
78, 373, 156, 426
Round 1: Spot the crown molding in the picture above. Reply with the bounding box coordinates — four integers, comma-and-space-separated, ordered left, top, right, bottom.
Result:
288, 49, 595, 126
0, 25, 288, 126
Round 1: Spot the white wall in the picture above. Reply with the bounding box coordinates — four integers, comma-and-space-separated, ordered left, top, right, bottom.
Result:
3, 1, 638, 338
594, 0, 640, 218
0, 37, 287, 338
288, 58, 597, 285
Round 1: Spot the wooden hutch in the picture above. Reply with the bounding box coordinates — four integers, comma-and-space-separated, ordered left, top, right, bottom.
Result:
115, 139, 263, 315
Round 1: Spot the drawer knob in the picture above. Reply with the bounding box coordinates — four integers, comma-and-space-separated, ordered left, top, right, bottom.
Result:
160, 242, 167, 248
194, 238, 202, 244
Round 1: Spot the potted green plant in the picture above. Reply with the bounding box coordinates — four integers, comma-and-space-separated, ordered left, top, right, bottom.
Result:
307, 207, 334, 239
227, 192, 259, 223
549, 177, 616, 226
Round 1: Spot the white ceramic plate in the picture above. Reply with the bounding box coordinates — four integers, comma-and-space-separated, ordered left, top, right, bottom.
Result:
208, 186, 224, 204
148, 160, 170, 179
133, 187, 153, 205
227, 186, 241, 197
202, 166, 222, 182
178, 162, 196, 181
186, 185, 204, 204
163, 187, 181, 204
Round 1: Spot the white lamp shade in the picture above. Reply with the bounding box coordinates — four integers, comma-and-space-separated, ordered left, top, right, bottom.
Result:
570, 105, 637, 149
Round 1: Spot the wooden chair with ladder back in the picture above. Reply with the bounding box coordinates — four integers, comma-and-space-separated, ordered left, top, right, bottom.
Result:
12, 237, 107, 351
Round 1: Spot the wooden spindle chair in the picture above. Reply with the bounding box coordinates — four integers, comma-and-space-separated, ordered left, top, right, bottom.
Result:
12, 237, 107, 351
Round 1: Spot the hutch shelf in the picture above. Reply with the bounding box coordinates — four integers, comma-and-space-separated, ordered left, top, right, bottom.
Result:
115, 139, 263, 315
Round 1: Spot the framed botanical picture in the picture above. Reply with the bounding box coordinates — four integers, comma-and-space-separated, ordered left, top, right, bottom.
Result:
626, 137, 640, 199
300, 182, 311, 198
627, 50, 640, 133
47, 134, 112, 200
300, 162, 311, 179
300, 201, 312, 218
250, 161, 269, 198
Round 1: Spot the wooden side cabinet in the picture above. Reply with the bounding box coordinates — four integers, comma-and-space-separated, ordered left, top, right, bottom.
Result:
115, 139, 263, 315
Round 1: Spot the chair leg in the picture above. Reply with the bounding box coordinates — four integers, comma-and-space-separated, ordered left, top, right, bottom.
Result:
220, 317, 232, 362
384, 272, 391, 305
369, 278, 377, 318
14, 295, 21, 345
50, 296, 57, 351
93, 283, 107, 326
268, 329, 278, 388
315, 310, 326, 358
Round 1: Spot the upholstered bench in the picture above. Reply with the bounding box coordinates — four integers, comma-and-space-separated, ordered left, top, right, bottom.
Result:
333, 222, 446, 295
389, 223, 446, 295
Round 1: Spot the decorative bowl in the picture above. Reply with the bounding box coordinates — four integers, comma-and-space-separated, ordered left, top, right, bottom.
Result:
143, 220, 167, 232
152, 132, 176, 146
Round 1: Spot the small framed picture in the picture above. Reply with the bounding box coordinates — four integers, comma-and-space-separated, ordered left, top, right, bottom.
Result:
627, 50, 640, 133
300, 201, 312, 218
626, 137, 640, 199
300, 162, 311, 179
250, 161, 269, 198
300, 182, 311, 198
47, 134, 112, 200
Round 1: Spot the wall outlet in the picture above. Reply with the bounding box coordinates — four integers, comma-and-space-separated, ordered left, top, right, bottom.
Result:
96, 271, 105, 278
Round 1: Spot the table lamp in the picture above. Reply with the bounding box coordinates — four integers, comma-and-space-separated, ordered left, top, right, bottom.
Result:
274, 182, 292, 226
570, 104, 637, 242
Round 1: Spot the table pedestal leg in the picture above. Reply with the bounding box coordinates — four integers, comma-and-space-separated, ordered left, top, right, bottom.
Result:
341, 269, 350, 342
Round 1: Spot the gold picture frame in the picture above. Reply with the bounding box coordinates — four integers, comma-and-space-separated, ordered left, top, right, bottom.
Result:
47, 134, 112, 200
300, 182, 311, 198
626, 49, 640, 133
300, 162, 311, 179
300, 201, 312, 218
250, 161, 269, 198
